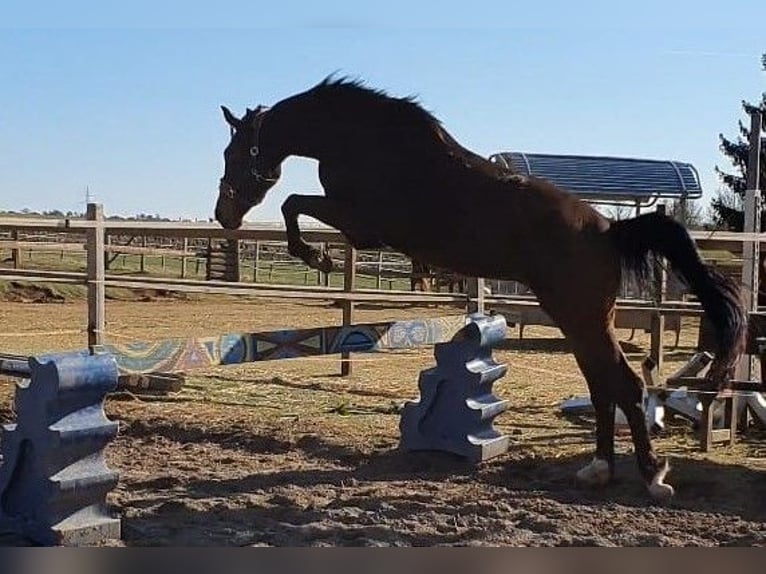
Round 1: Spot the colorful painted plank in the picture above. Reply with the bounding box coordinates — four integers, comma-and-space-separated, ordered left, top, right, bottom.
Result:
104, 315, 469, 374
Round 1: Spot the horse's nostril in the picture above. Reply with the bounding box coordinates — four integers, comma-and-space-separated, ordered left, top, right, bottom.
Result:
219, 180, 236, 199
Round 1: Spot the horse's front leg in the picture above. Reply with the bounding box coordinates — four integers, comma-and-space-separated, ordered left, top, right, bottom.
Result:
281, 194, 381, 273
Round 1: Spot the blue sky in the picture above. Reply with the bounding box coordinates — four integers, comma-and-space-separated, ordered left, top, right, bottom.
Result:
0, 2, 764, 222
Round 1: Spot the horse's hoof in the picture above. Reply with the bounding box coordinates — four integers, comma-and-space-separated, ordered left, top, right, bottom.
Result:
576, 457, 611, 487
305, 249, 334, 273
648, 458, 674, 501
648, 481, 675, 501
317, 253, 334, 274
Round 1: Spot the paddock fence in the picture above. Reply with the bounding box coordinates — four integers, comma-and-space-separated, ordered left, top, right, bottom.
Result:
1, 204, 764, 374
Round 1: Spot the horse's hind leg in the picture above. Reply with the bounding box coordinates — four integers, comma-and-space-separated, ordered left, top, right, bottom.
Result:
611, 350, 673, 499
535, 276, 673, 500
567, 324, 673, 500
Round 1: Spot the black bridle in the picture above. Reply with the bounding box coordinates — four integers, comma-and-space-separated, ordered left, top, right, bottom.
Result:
220, 106, 278, 201
245, 106, 278, 184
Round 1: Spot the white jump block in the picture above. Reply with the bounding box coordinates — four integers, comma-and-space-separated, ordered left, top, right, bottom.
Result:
560, 393, 665, 433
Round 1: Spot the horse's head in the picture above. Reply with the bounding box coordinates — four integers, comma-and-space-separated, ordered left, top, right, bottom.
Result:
216, 105, 281, 229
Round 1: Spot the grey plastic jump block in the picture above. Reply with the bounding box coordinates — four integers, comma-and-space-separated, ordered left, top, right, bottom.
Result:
399, 313, 510, 462
0, 351, 121, 546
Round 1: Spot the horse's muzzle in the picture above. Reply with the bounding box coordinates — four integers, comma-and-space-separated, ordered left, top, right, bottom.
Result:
215, 180, 243, 229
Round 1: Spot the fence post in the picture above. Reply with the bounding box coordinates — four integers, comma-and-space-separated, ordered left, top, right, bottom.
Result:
740, 109, 763, 380
467, 277, 486, 315
650, 204, 667, 374
253, 240, 260, 283
140, 235, 147, 273
181, 237, 188, 279
376, 250, 384, 290
341, 243, 357, 376
104, 235, 112, 271
316, 242, 330, 287
86, 203, 105, 351
10, 230, 20, 269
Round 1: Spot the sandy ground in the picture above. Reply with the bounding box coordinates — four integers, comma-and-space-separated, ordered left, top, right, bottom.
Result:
1, 296, 765, 546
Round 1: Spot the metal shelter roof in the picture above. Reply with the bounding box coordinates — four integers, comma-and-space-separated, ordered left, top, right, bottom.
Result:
488, 152, 703, 205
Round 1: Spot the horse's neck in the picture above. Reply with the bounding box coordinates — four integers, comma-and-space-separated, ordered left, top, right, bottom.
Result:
273, 91, 407, 161
272, 93, 465, 170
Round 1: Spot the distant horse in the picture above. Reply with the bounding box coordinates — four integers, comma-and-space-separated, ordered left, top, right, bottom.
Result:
410, 258, 434, 292
215, 77, 747, 500
410, 258, 466, 293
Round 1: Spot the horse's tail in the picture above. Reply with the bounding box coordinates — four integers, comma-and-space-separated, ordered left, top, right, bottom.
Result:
607, 212, 747, 383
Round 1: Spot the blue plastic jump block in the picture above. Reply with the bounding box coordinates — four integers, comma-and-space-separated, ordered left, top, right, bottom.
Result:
0, 351, 121, 546
399, 313, 510, 462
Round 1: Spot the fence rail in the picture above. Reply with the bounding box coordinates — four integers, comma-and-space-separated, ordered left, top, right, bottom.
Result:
1, 206, 762, 374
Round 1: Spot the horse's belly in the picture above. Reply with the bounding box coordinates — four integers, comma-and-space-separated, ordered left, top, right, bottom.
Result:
407, 240, 529, 284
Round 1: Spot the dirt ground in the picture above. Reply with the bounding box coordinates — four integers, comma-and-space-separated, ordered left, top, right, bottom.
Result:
1, 295, 765, 546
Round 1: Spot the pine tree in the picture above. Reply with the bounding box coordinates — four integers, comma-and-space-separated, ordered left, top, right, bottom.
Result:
709, 54, 766, 230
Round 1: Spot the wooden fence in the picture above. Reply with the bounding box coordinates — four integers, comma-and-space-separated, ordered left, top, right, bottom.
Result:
1, 204, 765, 374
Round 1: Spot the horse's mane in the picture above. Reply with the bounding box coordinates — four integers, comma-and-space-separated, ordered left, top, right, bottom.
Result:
305, 76, 508, 178
309, 75, 442, 129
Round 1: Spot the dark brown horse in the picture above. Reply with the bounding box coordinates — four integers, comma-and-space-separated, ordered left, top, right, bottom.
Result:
215, 77, 747, 500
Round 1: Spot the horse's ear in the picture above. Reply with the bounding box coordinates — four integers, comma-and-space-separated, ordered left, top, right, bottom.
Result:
221, 106, 241, 129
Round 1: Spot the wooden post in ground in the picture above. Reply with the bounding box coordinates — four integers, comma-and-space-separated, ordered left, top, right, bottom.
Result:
253, 241, 260, 282
104, 235, 112, 271
181, 237, 188, 279
140, 235, 147, 273
341, 243, 357, 376
740, 109, 763, 380
86, 203, 105, 352
467, 276, 486, 315
650, 204, 667, 374
376, 250, 383, 290
314, 243, 330, 287
10, 230, 20, 269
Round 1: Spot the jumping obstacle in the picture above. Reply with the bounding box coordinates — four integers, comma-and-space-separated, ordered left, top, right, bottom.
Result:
103, 314, 469, 375
0, 316, 471, 395
399, 313, 510, 462
660, 352, 766, 451
0, 314, 471, 545
561, 351, 766, 451
0, 313, 483, 546
559, 388, 665, 435
0, 351, 120, 546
